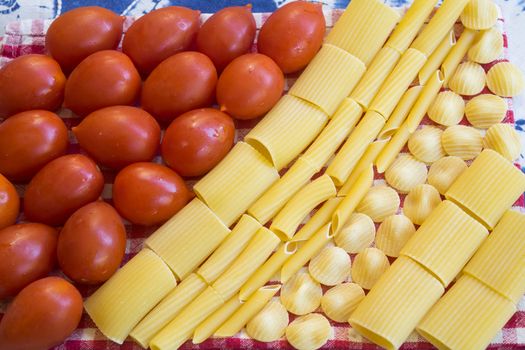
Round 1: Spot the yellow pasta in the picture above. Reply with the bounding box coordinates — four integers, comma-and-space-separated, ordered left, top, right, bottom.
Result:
193, 296, 242, 344
215, 285, 280, 337
375, 214, 416, 258
375, 126, 412, 174
325, 0, 400, 66
465, 94, 508, 129
468, 27, 504, 64
445, 149, 525, 229
419, 30, 456, 85
321, 283, 365, 323
280, 271, 322, 315
194, 142, 279, 227
400, 200, 488, 286
483, 123, 521, 161
145, 198, 230, 280
245, 300, 289, 342
197, 214, 261, 284
288, 44, 366, 115
379, 86, 423, 140
408, 126, 446, 163
349, 256, 445, 350
448, 61, 486, 96
270, 174, 336, 240
130, 273, 206, 348
356, 185, 400, 223
286, 314, 332, 350
441, 125, 483, 160
460, 0, 498, 30
84, 249, 177, 345
385, 154, 428, 194
403, 184, 442, 226
441, 29, 479, 84
427, 156, 468, 195
335, 213, 376, 254
486, 61, 525, 97
417, 275, 516, 350
427, 91, 465, 127
309, 246, 351, 286
351, 247, 390, 290
294, 197, 343, 241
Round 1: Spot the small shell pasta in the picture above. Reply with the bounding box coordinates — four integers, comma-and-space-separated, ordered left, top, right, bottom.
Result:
280, 271, 322, 316
356, 185, 400, 223
321, 283, 365, 323
486, 62, 525, 97
246, 300, 289, 342
483, 123, 521, 161
309, 247, 351, 286
385, 154, 428, 193
465, 94, 507, 129
351, 247, 390, 290
403, 184, 442, 225
448, 62, 486, 96
408, 126, 446, 164
460, 0, 498, 30
442, 125, 483, 160
428, 91, 465, 126
375, 215, 416, 257
427, 156, 469, 195
335, 213, 375, 254
468, 28, 503, 64
285, 314, 332, 350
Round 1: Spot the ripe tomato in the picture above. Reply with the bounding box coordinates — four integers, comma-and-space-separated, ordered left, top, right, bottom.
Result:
46, 6, 124, 73
64, 50, 141, 117
0, 54, 66, 118
217, 53, 284, 120
113, 162, 190, 226
0, 276, 83, 350
57, 201, 126, 284
257, 1, 325, 74
141, 52, 217, 124
196, 5, 256, 71
73, 106, 161, 169
162, 108, 235, 177
24, 154, 104, 226
0, 110, 68, 182
0, 174, 19, 230
0, 223, 57, 299
123, 6, 200, 75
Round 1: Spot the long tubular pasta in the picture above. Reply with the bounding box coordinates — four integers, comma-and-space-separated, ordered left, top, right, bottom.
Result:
84, 249, 177, 345
427, 156, 468, 195
270, 174, 336, 240
349, 256, 445, 350
308, 246, 351, 286
288, 44, 366, 115
402, 184, 442, 226
441, 28, 479, 84
408, 126, 446, 164
212, 227, 280, 300
245, 95, 328, 171
419, 30, 456, 85
335, 213, 375, 254
400, 200, 488, 287
193, 296, 242, 344
379, 86, 423, 140
215, 285, 280, 337
130, 273, 207, 348
468, 27, 504, 64
286, 313, 332, 350
326, 111, 385, 186
441, 125, 483, 160
245, 300, 289, 342
281, 271, 322, 315
486, 61, 525, 97
463, 210, 525, 304
375, 126, 411, 174
385, 154, 428, 194
375, 214, 416, 258
197, 214, 261, 284
325, 0, 400, 66
293, 197, 343, 242
193, 142, 279, 227
448, 61, 486, 96
302, 97, 363, 170
321, 283, 365, 323
411, 0, 470, 57
460, 0, 498, 30
351, 247, 390, 290
145, 198, 230, 280
465, 94, 507, 129
483, 123, 521, 161
427, 91, 465, 127
417, 275, 516, 350
446, 149, 525, 230
356, 185, 400, 223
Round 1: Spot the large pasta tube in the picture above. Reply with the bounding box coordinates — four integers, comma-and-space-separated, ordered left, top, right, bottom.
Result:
193, 142, 279, 227
441, 29, 479, 84
400, 200, 488, 287
245, 95, 328, 171
419, 30, 456, 85
145, 198, 230, 280
193, 296, 242, 344
84, 249, 177, 344
349, 256, 444, 350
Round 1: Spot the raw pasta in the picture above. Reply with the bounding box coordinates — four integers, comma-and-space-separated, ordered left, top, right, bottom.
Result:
448, 61, 486, 96
419, 30, 456, 85
193, 296, 242, 344
246, 300, 289, 342
486, 61, 525, 97
280, 271, 322, 315
483, 123, 521, 161
468, 27, 504, 64
427, 156, 468, 195
385, 154, 428, 193
335, 213, 375, 254
294, 197, 343, 241
460, 0, 498, 30
379, 86, 423, 140
441, 29, 479, 84
375, 214, 416, 258
441, 125, 483, 160
408, 126, 446, 163
351, 247, 390, 290
403, 184, 442, 225
321, 283, 365, 323
356, 185, 400, 222
309, 246, 351, 286
286, 314, 332, 350
465, 94, 507, 129
427, 91, 465, 126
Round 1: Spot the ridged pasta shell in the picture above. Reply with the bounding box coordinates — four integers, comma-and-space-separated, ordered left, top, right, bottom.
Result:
448, 62, 486, 96
309, 247, 351, 286
351, 247, 390, 290
483, 123, 521, 161
385, 154, 428, 193
442, 125, 483, 160
280, 271, 322, 316
465, 94, 507, 129
375, 214, 416, 258
428, 91, 465, 126
403, 184, 442, 226
460, 0, 498, 30
356, 185, 400, 223
468, 28, 504, 64
408, 126, 447, 164
285, 313, 332, 350
321, 283, 365, 323
335, 213, 375, 254
486, 62, 525, 97
427, 156, 469, 195
246, 300, 289, 342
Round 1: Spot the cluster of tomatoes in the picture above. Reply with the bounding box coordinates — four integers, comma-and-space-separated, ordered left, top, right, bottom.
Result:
0, 2, 325, 349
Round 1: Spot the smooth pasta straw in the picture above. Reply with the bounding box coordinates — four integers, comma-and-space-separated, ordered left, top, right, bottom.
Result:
419, 30, 456, 85
193, 296, 242, 344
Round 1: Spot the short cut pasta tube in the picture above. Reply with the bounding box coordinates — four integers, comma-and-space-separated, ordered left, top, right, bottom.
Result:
419, 30, 456, 85
193, 296, 242, 344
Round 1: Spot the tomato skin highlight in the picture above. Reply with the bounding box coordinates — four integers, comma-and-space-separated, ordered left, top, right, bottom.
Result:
0, 174, 19, 231
0, 223, 58, 299
162, 108, 235, 177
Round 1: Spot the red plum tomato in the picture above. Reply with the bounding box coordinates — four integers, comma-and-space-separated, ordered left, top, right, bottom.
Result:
0, 174, 19, 230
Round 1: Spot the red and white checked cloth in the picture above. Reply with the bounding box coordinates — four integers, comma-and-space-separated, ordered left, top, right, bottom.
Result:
0, 7, 524, 350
